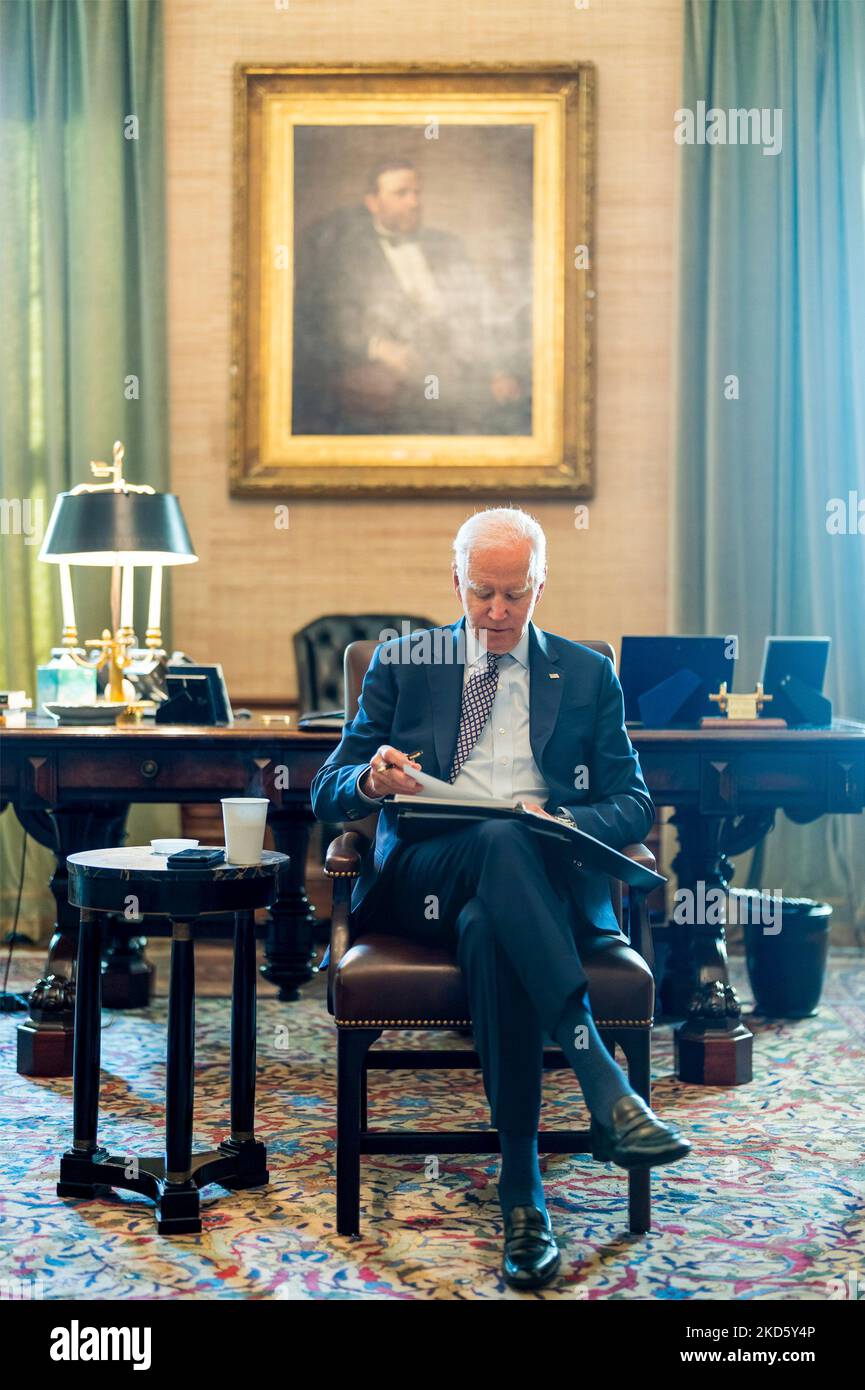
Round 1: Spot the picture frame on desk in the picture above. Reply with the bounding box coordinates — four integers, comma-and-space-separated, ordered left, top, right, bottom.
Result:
230, 62, 596, 498
156, 664, 234, 727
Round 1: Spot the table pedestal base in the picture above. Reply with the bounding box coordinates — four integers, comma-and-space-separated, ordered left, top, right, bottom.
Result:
57, 1139, 269, 1235
663, 808, 772, 1084
675, 1021, 753, 1086
17, 1012, 75, 1076
16, 975, 77, 1077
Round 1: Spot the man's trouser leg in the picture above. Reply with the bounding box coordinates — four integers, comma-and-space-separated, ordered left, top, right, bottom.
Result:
381, 818, 592, 1134
454, 897, 544, 1135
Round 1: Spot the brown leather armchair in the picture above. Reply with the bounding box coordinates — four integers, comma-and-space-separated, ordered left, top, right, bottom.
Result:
325, 639, 658, 1237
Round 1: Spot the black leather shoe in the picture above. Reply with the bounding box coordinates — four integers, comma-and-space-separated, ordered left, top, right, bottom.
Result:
501, 1205, 561, 1290
590, 1094, 691, 1170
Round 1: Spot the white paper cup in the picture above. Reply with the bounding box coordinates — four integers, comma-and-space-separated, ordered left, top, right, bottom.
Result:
221, 797, 269, 865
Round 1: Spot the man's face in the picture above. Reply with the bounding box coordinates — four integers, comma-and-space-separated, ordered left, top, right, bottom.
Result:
365, 167, 422, 235
452, 541, 545, 655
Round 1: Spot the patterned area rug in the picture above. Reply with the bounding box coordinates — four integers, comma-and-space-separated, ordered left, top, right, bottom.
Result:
1, 948, 863, 1300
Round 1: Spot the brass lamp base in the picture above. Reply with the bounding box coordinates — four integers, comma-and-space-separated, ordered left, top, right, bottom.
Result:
76, 627, 136, 702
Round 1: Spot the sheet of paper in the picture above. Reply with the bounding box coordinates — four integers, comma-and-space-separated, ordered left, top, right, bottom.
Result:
396, 765, 476, 800
393, 767, 518, 810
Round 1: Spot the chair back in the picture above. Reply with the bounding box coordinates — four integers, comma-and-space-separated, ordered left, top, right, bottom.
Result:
294, 613, 435, 715
345, 640, 380, 720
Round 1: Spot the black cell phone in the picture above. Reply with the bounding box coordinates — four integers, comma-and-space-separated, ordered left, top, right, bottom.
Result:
165, 847, 225, 869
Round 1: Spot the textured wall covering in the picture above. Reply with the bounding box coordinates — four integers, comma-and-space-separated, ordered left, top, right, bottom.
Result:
164, 0, 682, 698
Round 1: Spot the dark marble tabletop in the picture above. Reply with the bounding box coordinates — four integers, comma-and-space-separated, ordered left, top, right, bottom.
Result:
66, 846, 288, 882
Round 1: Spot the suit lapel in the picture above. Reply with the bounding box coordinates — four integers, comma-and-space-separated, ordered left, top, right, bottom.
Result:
427, 619, 466, 779
529, 622, 563, 770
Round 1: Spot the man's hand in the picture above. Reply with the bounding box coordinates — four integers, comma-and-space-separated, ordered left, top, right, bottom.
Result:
368, 338, 417, 379
516, 802, 558, 821
360, 746, 423, 800
490, 372, 522, 403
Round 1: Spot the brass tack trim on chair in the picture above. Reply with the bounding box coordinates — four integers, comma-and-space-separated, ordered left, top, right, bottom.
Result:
324, 869, 360, 878
335, 1017, 654, 1028
336, 1018, 473, 1028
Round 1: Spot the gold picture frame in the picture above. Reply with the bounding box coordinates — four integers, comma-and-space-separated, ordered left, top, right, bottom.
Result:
230, 63, 595, 497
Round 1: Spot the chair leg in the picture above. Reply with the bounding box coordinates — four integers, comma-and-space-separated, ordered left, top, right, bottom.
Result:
336, 1027, 381, 1237
620, 1027, 651, 1105
617, 1028, 652, 1235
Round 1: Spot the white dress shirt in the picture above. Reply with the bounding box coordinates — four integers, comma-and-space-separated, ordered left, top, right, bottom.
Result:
372, 223, 444, 316
453, 625, 549, 803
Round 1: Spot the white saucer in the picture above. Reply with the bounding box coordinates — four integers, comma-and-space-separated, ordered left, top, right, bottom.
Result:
44, 702, 128, 725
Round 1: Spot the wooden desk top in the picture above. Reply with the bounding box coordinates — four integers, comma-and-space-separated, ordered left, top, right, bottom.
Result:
4, 715, 864, 748
3, 714, 864, 836
629, 718, 865, 745
0, 718, 341, 805
1, 716, 340, 744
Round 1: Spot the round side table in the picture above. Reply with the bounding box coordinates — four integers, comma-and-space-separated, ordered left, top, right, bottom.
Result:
57, 846, 288, 1235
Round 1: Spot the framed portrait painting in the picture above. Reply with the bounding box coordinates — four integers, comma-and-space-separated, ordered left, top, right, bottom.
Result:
230, 64, 595, 497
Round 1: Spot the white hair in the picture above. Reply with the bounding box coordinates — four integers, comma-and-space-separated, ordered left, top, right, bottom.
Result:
452, 507, 547, 588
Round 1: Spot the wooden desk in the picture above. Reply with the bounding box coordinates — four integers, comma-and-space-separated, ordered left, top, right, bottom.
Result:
1, 719, 340, 1041
630, 719, 865, 1082
4, 716, 864, 1085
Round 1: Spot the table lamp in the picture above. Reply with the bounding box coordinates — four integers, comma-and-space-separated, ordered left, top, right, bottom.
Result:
38, 441, 198, 703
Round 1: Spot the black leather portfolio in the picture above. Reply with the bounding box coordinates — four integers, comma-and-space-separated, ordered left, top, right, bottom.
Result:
392, 796, 666, 892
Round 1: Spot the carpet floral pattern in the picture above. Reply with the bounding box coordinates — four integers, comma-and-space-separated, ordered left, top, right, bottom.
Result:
1, 952, 863, 1300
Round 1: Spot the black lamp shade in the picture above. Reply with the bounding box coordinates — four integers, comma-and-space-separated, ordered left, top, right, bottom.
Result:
39, 491, 197, 566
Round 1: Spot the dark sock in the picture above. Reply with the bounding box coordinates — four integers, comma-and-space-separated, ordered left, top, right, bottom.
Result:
552, 992, 634, 1127
497, 1131, 546, 1219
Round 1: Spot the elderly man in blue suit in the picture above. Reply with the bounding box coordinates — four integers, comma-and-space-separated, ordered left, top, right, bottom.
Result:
311, 507, 689, 1289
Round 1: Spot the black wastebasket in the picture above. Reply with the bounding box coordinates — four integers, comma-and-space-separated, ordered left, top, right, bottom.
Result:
736, 891, 832, 1018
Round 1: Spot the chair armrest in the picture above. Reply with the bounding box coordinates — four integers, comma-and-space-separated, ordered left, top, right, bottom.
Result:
324, 831, 369, 877
620, 843, 657, 969
323, 830, 372, 1013
620, 842, 656, 873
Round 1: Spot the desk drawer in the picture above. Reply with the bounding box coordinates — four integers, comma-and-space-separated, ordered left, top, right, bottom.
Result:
699, 752, 862, 814
638, 750, 700, 798
826, 753, 865, 810
59, 750, 252, 795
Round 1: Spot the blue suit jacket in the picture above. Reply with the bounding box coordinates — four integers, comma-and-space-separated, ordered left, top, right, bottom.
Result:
310, 619, 655, 941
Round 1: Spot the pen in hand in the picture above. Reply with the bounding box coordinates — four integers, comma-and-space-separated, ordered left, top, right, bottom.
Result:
363, 746, 424, 800
382, 749, 422, 770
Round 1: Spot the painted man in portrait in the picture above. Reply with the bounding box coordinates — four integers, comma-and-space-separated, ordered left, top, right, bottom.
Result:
292, 157, 531, 436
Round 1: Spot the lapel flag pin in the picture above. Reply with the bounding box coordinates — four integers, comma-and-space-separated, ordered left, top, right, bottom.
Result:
549, 672, 560, 679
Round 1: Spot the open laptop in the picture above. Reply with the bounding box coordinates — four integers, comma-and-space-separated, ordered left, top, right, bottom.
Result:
620, 635, 736, 727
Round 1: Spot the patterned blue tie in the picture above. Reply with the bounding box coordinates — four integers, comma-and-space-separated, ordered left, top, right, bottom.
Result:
448, 652, 501, 783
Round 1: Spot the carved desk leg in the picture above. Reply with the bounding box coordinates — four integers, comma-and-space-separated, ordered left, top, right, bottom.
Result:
663, 807, 755, 1086
49, 806, 153, 1010
259, 805, 316, 1001
15, 801, 144, 1077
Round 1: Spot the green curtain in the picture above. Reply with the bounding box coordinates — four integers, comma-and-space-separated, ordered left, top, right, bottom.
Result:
0, 0, 174, 938
673, 0, 865, 937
